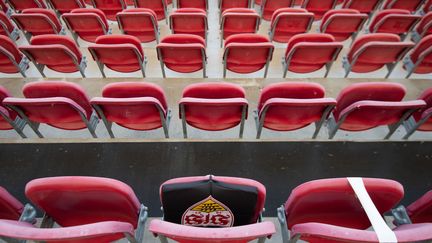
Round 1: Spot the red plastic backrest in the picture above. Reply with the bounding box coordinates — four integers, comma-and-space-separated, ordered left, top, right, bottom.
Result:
271, 7, 307, 23
413, 87, 432, 125
92, 0, 123, 8
48, 0, 86, 13
222, 8, 258, 33
0, 11, 14, 33
95, 34, 144, 57
23, 81, 93, 118
220, 0, 249, 11
321, 8, 361, 26
25, 176, 141, 227
285, 33, 335, 56
21, 8, 61, 31
271, 8, 311, 31
407, 190, 432, 223
178, 0, 206, 9
333, 82, 406, 118
258, 82, 325, 110
118, 9, 158, 36
342, 0, 382, 13
183, 82, 245, 99
0, 35, 22, 64
410, 35, 432, 64
417, 12, 432, 34
171, 8, 206, 35
70, 8, 108, 29
0, 0, 8, 13
264, 0, 294, 12
30, 34, 82, 60
224, 33, 269, 46
304, 0, 336, 9
8, 0, 46, 11
161, 33, 206, 45
134, 0, 164, 9
123, 7, 158, 19
383, 0, 424, 11
370, 9, 413, 32
425, 0, 432, 13
0, 186, 23, 220
284, 178, 404, 229
348, 33, 401, 61
0, 85, 18, 123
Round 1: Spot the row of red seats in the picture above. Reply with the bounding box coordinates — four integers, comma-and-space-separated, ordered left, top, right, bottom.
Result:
1, 80, 431, 139
0, 175, 431, 242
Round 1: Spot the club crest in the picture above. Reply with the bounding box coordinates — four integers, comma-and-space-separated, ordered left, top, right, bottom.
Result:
181, 195, 234, 227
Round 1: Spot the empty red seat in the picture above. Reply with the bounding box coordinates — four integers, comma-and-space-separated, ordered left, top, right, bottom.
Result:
342, 0, 384, 15
283, 33, 343, 77
91, 82, 171, 138
91, 0, 126, 21
412, 12, 432, 42
88, 35, 147, 78
328, 82, 426, 139
0, 85, 27, 138
223, 34, 274, 78
220, 0, 251, 13
156, 34, 207, 78
11, 9, 63, 42
3, 81, 99, 138
0, 11, 19, 41
24, 176, 148, 242
134, 0, 168, 21
369, 10, 421, 40
301, 0, 338, 20
0, 35, 29, 77
405, 190, 432, 223
269, 8, 314, 43
320, 9, 368, 42
149, 175, 275, 242
343, 33, 414, 78
221, 8, 260, 47
7, 0, 46, 12
260, 0, 294, 21
170, 8, 207, 40
179, 82, 248, 138
19, 34, 87, 77
382, 0, 425, 12
255, 82, 336, 139
177, 0, 207, 11
117, 8, 159, 43
402, 87, 432, 138
403, 35, 432, 78
45, 0, 86, 14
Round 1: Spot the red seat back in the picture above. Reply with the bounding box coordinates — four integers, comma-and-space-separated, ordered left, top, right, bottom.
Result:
409, 35, 432, 75
222, 8, 259, 39
92, 0, 125, 21
177, 0, 207, 11
342, 0, 382, 14
424, 0, 432, 13
25, 176, 141, 227
134, 0, 167, 20
383, 0, 424, 12
157, 34, 206, 73
117, 8, 158, 43
224, 34, 274, 74
63, 8, 108, 43
413, 87, 432, 130
416, 12, 432, 36
369, 9, 420, 35
285, 33, 342, 73
0, 86, 18, 130
170, 8, 207, 39
180, 82, 247, 131
320, 9, 367, 41
284, 178, 404, 229
12, 9, 61, 35
220, 0, 250, 12
0, 187, 23, 220
46, 0, 85, 14
0, 35, 23, 74
303, 0, 338, 20
407, 190, 432, 223
90, 34, 144, 73
270, 8, 314, 43
93, 82, 168, 130
8, 0, 46, 12
0, 0, 8, 14
0, 11, 15, 36
262, 0, 294, 20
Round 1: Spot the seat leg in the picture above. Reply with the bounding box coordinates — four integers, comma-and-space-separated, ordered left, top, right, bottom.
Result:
159, 60, 166, 78
385, 63, 397, 79
253, 110, 263, 139
134, 204, 148, 243
277, 206, 290, 243
180, 105, 188, 138
327, 116, 340, 139
239, 105, 247, 138
342, 56, 351, 78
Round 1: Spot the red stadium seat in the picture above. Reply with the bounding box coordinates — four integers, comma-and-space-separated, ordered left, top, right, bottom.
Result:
149, 175, 275, 242
382, 0, 425, 12
424, 0, 432, 14
3, 81, 99, 138
282, 33, 343, 78
269, 8, 314, 43
0, 86, 27, 138
7, 0, 46, 12
343, 33, 414, 78
91, 82, 171, 138
219, 0, 251, 13
301, 0, 338, 20
88, 35, 147, 78
403, 35, 432, 78
0, 186, 35, 223
24, 176, 148, 242
392, 190, 432, 232
223, 34, 274, 78
156, 34, 207, 78
220, 8, 260, 47
0, 11, 19, 41
179, 83, 248, 138
412, 12, 432, 42
255, 82, 336, 139
342, 0, 384, 16
169, 8, 207, 40
403, 87, 432, 138
91, 0, 126, 21
328, 82, 426, 139
260, 0, 294, 21
368, 9, 421, 40
134, 0, 168, 21
0, 0, 9, 14
177, 0, 207, 11
62, 8, 110, 45
279, 177, 432, 243
11, 8, 63, 42
0, 35, 29, 77
45, 0, 85, 15
320, 9, 368, 42
19, 35, 87, 77
117, 8, 159, 43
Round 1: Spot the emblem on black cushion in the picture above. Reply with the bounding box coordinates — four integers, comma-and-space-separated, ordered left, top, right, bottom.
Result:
181, 195, 234, 227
